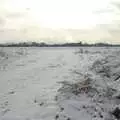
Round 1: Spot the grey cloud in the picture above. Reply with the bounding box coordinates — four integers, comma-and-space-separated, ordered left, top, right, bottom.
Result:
0, 17, 6, 25
96, 23, 120, 38
97, 23, 120, 29
93, 8, 114, 14
6, 12, 25, 18
5, 11, 27, 19
0, 29, 4, 32
65, 29, 91, 34
0, 28, 17, 33
95, 24, 109, 31
26, 8, 31, 11
108, 29, 120, 34
111, 2, 120, 9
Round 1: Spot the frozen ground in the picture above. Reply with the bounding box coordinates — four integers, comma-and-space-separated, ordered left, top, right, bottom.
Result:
0, 47, 120, 120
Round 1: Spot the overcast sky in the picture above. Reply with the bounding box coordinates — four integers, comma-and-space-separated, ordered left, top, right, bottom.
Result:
0, 0, 120, 43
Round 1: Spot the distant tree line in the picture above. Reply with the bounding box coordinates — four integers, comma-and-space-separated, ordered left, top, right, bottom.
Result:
0, 41, 119, 47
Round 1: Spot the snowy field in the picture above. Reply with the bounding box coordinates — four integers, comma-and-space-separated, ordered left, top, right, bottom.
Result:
0, 47, 120, 120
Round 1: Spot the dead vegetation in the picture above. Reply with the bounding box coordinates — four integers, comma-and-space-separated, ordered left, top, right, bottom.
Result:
57, 76, 120, 119
56, 52, 120, 120
91, 55, 120, 82
58, 77, 99, 96
0, 48, 8, 59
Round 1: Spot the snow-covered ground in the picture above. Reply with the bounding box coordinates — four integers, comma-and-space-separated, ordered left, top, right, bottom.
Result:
0, 47, 120, 120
